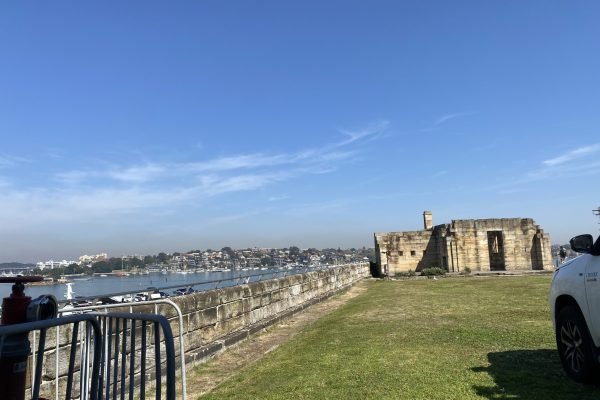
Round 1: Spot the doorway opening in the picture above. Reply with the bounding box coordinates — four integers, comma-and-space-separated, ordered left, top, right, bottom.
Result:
487, 231, 506, 271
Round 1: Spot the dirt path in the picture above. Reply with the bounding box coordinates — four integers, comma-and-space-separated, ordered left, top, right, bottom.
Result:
186, 282, 368, 399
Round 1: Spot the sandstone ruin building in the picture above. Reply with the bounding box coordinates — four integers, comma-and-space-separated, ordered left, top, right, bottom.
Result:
374, 211, 552, 274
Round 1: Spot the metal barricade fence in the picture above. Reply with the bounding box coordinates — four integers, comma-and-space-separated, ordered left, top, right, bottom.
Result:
95, 312, 176, 400
57, 299, 187, 400
0, 312, 178, 400
0, 314, 103, 400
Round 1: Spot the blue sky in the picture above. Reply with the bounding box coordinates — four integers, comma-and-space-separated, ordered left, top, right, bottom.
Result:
1, 1, 600, 262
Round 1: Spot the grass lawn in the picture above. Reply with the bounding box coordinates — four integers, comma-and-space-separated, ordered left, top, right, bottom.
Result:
198, 275, 599, 399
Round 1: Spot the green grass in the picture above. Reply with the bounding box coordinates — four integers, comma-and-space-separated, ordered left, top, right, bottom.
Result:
199, 276, 599, 399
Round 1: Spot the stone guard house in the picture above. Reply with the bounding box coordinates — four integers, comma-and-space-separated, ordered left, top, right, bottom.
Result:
374, 211, 552, 274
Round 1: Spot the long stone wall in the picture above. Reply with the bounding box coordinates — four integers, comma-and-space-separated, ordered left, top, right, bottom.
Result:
166, 262, 369, 364
33, 263, 370, 397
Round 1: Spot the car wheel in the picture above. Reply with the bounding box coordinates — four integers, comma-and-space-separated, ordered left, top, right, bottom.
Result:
555, 305, 599, 383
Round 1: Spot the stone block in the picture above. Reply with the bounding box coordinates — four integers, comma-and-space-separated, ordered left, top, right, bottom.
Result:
155, 303, 180, 319
191, 290, 221, 310
39, 325, 73, 351
199, 324, 219, 343
289, 284, 302, 297
220, 285, 247, 304
37, 375, 73, 399
188, 307, 218, 331
217, 300, 244, 320
192, 341, 223, 362
270, 289, 282, 302
261, 279, 280, 293
248, 323, 265, 336
287, 274, 303, 286
168, 315, 183, 337
248, 307, 267, 325
260, 292, 272, 306
241, 297, 252, 313
247, 281, 263, 296
173, 295, 196, 315
223, 329, 248, 347
185, 329, 204, 351
278, 287, 290, 301
217, 315, 245, 337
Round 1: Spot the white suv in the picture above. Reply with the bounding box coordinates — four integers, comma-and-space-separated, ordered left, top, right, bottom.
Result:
550, 234, 600, 382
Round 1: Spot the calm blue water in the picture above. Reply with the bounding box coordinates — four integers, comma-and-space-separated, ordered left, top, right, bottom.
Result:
0, 268, 312, 303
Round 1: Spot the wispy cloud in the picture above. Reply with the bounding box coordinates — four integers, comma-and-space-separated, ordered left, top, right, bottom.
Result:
285, 200, 349, 217
527, 160, 600, 181
206, 208, 271, 225
268, 194, 288, 202
188, 154, 290, 173
337, 120, 390, 146
109, 164, 167, 182
46, 148, 65, 160
492, 143, 600, 192
497, 187, 527, 195
434, 112, 473, 126
58, 156, 260, 184
542, 144, 600, 166
0, 155, 29, 168
55, 122, 387, 187
414, 112, 475, 135
202, 172, 289, 196
1, 121, 390, 229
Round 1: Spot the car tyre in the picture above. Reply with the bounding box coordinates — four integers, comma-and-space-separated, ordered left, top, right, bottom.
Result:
555, 305, 599, 383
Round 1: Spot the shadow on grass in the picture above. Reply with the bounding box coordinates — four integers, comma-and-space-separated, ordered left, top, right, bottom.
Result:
472, 349, 599, 399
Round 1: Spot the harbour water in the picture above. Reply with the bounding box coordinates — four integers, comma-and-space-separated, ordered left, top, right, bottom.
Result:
0, 268, 314, 303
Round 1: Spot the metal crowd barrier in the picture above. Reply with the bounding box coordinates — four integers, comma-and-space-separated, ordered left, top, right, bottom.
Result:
0, 312, 177, 400
0, 314, 102, 400
58, 299, 187, 400
95, 312, 176, 400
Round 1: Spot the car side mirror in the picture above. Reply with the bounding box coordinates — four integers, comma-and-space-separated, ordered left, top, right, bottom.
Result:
570, 234, 594, 254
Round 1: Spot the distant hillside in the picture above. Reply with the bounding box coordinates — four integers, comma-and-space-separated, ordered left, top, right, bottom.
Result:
0, 262, 35, 270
